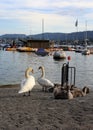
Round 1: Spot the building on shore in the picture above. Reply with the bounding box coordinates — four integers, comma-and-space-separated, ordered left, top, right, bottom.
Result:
21, 39, 55, 49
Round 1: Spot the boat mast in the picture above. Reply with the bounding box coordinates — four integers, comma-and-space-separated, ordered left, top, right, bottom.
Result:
85, 21, 88, 49
42, 19, 44, 40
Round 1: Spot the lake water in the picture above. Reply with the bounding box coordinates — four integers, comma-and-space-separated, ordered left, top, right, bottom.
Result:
0, 50, 93, 89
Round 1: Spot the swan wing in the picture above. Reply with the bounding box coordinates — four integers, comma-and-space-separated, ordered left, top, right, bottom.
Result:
18, 76, 35, 93
20, 79, 26, 89
38, 77, 54, 87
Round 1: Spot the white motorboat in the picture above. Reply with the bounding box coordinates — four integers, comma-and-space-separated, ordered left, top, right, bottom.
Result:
75, 46, 84, 53
53, 50, 66, 60
82, 41, 90, 55
82, 48, 90, 55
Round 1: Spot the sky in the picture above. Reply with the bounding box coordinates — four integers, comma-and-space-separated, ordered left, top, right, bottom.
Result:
0, 0, 93, 35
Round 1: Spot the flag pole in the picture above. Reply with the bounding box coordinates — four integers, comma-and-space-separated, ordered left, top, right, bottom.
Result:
75, 19, 78, 44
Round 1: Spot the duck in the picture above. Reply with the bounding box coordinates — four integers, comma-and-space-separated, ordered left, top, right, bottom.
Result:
18, 67, 35, 96
54, 84, 90, 99
53, 86, 63, 99
37, 66, 54, 92
53, 85, 73, 99
70, 85, 89, 97
66, 85, 73, 99
82, 86, 90, 96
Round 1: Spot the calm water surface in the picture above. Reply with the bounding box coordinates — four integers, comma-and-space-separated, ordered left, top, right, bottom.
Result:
0, 50, 93, 88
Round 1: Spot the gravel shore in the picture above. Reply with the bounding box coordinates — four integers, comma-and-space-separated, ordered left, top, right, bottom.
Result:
0, 84, 93, 130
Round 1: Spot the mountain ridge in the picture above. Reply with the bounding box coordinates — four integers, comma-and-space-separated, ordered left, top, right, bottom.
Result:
0, 31, 93, 41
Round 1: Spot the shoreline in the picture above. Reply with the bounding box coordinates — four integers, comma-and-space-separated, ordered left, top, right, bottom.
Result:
0, 84, 93, 130
0, 84, 20, 88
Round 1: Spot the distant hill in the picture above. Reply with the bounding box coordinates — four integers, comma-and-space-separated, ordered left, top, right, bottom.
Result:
0, 34, 26, 39
0, 31, 93, 41
30, 31, 93, 41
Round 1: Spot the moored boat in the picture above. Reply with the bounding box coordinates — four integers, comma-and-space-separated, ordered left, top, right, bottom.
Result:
53, 50, 66, 60
75, 46, 84, 53
35, 48, 49, 56
5, 47, 17, 51
89, 47, 93, 54
82, 38, 90, 55
82, 48, 90, 55
82, 21, 90, 55
17, 47, 32, 52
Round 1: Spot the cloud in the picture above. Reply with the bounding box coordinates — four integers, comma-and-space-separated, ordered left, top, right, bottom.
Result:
0, 0, 93, 34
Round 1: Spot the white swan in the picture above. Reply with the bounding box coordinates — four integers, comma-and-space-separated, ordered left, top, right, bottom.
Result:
37, 66, 54, 92
18, 67, 35, 96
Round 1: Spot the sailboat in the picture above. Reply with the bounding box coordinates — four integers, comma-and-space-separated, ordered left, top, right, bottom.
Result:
82, 40, 90, 55
74, 19, 83, 53
82, 21, 90, 55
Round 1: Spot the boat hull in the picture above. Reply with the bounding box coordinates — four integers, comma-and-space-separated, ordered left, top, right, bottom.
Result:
82, 49, 90, 55
5, 48, 16, 51
35, 48, 49, 56
53, 51, 66, 60
17, 47, 32, 52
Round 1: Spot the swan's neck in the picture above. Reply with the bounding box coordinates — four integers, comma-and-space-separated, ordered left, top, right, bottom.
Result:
40, 67, 45, 78
25, 68, 33, 78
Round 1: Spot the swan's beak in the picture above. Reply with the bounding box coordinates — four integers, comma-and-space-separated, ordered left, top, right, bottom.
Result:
32, 69, 34, 73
